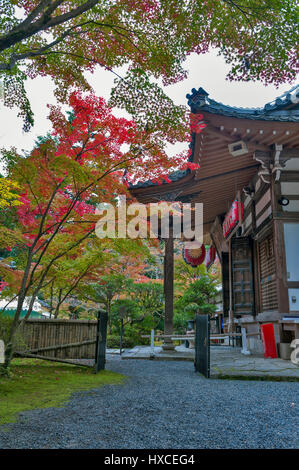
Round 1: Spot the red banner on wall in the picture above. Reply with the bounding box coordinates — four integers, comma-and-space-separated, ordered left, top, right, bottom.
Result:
223, 200, 243, 239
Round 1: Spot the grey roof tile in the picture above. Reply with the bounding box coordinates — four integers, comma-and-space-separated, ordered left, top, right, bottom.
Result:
186, 84, 299, 121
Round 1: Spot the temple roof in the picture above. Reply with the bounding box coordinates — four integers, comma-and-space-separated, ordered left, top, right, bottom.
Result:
128, 168, 191, 190
187, 85, 299, 122
130, 84, 299, 193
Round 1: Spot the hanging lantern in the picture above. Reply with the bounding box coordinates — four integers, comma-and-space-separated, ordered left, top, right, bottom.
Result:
182, 244, 206, 267
205, 245, 216, 270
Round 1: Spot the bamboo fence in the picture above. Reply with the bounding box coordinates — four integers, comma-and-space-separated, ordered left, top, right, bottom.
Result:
18, 319, 97, 359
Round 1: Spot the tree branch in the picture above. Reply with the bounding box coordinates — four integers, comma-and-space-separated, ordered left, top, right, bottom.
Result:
9, 1, 53, 34
0, 0, 99, 53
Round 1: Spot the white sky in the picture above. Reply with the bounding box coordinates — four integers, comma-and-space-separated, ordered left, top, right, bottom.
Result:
0, 48, 297, 173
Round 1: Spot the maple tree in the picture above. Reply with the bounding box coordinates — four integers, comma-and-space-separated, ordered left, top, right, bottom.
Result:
0, 177, 22, 209
1, 90, 193, 373
75, 248, 151, 327
0, 1, 297, 131
126, 280, 164, 326
37, 237, 149, 319
36, 239, 106, 319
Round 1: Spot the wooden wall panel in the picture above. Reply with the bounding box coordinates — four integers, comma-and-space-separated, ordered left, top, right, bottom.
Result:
258, 233, 278, 311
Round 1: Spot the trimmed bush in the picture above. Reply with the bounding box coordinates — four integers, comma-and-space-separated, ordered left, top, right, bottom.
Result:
106, 335, 135, 349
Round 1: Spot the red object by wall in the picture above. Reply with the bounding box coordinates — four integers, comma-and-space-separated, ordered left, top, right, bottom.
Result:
205, 245, 216, 269
223, 200, 244, 239
260, 323, 278, 358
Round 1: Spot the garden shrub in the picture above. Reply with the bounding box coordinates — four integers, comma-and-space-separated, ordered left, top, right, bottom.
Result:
106, 335, 135, 349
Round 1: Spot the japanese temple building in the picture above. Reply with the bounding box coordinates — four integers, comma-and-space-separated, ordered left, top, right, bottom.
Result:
130, 84, 299, 355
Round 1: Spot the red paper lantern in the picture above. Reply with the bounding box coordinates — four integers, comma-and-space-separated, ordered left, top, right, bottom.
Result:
205, 245, 216, 270
182, 244, 206, 267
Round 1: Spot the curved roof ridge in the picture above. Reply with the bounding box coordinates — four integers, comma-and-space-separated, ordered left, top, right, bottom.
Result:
207, 97, 262, 112
187, 84, 299, 121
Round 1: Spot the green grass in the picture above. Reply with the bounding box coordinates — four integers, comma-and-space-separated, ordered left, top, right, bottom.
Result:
0, 358, 125, 426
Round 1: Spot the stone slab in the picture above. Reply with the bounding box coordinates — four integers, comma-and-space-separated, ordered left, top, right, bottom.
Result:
121, 345, 299, 381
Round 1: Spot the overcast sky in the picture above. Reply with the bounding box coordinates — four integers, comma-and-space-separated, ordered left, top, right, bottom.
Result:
0, 48, 296, 171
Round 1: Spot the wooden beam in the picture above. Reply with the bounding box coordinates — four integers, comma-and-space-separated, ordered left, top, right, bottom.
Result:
204, 120, 271, 150
280, 171, 299, 182
281, 148, 299, 158
228, 238, 234, 333
21, 339, 96, 354
254, 150, 272, 167
204, 120, 277, 151
195, 164, 260, 184
254, 148, 299, 170
15, 352, 92, 367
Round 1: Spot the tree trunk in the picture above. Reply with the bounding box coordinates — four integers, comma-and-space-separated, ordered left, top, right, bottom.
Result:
1, 249, 34, 374
107, 301, 112, 335
54, 289, 63, 318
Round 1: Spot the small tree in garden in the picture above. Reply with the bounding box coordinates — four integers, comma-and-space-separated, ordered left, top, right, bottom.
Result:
127, 281, 164, 328
37, 239, 107, 318
107, 282, 164, 346
109, 298, 140, 346
76, 245, 150, 327
175, 257, 221, 285
110, 298, 140, 328
83, 274, 127, 334
176, 276, 219, 317
174, 258, 221, 325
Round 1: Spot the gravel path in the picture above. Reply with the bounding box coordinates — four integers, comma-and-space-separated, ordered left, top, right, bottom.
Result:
0, 357, 298, 449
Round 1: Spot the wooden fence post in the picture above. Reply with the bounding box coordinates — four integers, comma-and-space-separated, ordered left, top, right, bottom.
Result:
150, 329, 155, 357
95, 309, 108, 373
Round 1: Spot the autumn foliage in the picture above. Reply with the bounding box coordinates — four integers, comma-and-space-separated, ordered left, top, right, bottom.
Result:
0, 90, 200, 369
0, 1, 298, 131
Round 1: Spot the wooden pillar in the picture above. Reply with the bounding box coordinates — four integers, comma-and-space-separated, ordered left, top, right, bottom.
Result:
162, 230, 175, 351
273, 219, 289, 314
271, 176, 289, 315
95, 309, 108, 372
